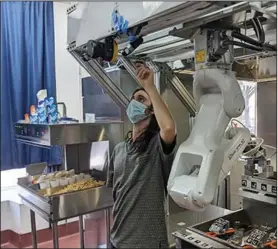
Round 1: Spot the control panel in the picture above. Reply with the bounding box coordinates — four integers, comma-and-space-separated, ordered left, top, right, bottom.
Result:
14, 122, 122, 147
241, 175, 277, 196
172, 230, 225, 249
14, 123, 49, 142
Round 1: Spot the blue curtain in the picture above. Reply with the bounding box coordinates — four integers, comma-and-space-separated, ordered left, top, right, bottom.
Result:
1, 2, 62, 171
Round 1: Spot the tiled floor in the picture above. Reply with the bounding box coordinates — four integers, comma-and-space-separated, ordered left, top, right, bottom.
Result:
1, 215, 110, 248
1, 243, 17, 248
1, 233, 81, 248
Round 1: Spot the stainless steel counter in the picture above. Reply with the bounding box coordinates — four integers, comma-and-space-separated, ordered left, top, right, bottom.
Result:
14, 122, 123, 147
14, 122, 125, 173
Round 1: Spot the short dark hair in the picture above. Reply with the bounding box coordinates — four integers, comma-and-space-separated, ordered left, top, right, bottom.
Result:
125, 88, 160, 153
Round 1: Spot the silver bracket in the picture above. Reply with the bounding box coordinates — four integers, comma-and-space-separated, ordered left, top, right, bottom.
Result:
156, 62, 196, 116
146, 60, 161, 93
68, 42, 77, 51
67, 4, 77, 15
194, 29, 234, 71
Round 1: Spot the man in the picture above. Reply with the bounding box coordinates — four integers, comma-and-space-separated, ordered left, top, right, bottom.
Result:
107, 63, 176, 248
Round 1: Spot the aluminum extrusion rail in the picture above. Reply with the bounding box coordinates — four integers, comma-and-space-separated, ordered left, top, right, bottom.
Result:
71, 50, 129, 109
119, 56, 196, 116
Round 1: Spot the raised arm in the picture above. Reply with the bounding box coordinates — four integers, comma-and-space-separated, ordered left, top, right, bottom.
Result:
136, 64, 176, 145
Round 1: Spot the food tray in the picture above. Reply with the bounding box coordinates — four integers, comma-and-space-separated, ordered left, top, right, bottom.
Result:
18, 176, 113, 222
38, 180, 105, 197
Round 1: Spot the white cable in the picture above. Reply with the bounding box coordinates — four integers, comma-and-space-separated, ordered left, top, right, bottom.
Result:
235, 60, 248, 66
262, 144, 277, 160
230, 118, 264, 157
231, 120, 277, 161
269, 151, 277, 159
262, 144, 277, 150
231, 118, 247, 129
242, 137, 264, 157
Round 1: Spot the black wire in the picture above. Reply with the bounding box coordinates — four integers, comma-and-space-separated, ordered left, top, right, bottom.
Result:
250, 17, 265, 45
254, 17, 265, 43
243, 11, 247, 55
262, 43, 277, 51
224, 40, 263, 52
216, 185, 220, 206
232, 17, 276, 51
251, 18, 260, 41
231, 31, 263, 48
224, 178, 228, 209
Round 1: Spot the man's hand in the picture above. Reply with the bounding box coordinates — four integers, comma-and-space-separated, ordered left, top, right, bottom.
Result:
135, 63, 154, 90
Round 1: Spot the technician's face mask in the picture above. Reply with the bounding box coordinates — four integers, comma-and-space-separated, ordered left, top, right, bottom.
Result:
126, 99, 151, 124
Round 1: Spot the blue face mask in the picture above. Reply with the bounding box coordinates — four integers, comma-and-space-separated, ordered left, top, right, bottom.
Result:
126, 99, 151, 124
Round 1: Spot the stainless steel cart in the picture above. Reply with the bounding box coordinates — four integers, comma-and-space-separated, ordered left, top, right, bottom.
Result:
18, 177, 113, 248
15, 122, 125, 248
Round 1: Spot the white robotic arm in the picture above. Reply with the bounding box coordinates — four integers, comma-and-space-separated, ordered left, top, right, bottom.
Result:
167, 29, 251, 211
168, 68, 251, 212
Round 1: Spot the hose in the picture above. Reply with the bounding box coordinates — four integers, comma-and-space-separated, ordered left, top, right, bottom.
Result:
230, 33, 276, 51
254, 17, 265, 43
250, 17, 265, 44
251, 18, 260, 41
236, 16, 264, 46
223, 40, 263, 52
231, 17, 276, 51
231, 31, 263, 48
263, 43, 277, 51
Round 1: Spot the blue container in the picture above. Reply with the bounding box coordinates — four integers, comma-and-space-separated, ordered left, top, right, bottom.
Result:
30, 114, 38, 124
46, 97, 58, 124
38, 113, 47, 124
47, 103, 57, 115
36, 97, 47, 124
48, 112, 58, 124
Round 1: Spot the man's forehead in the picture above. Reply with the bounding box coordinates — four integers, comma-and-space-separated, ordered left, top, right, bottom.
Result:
134, 90, 148, 97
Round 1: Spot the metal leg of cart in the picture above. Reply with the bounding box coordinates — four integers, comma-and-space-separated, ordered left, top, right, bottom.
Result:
52, 221, 59, 248
30, 210, 38, 249
105, 208, 111, 248
79, 215, 85, 249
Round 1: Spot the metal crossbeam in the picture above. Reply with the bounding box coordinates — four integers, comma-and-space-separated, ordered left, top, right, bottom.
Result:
70, 51, 129, 109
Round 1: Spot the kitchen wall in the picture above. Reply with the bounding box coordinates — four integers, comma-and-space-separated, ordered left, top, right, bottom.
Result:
257, 81, 277, 148
54, 2, 82, 121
